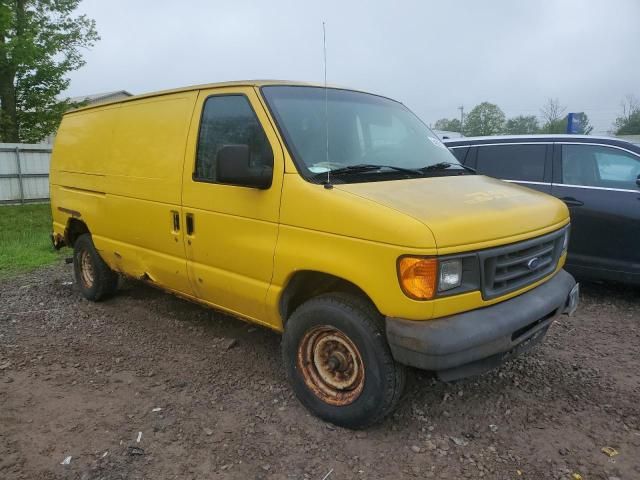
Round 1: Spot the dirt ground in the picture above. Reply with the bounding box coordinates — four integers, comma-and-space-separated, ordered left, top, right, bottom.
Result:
1, 262, 638, 480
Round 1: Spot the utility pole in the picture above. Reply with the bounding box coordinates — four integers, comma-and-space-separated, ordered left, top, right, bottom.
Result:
458, 105, 464, 133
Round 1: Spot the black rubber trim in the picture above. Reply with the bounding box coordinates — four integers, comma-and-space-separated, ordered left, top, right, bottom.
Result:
385, 269, 577, 373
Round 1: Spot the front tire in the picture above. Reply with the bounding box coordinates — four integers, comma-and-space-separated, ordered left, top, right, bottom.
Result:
282, 293, 406, 429
73, 233, 119, 301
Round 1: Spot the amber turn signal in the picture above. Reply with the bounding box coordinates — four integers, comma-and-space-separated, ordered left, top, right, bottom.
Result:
397, 257, 437, 300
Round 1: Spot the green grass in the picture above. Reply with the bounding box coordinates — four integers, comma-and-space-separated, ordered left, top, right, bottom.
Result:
0, 203, 64, 277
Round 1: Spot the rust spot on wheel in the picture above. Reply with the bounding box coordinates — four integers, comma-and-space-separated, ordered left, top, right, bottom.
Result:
297, 326, 365, 406
79, 250, 95, 289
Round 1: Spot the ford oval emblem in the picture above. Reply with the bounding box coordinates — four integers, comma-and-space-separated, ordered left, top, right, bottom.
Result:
527, 257, 541, 271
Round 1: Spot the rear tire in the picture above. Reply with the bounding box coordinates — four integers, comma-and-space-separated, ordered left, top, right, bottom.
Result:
73, 233, 119, 301
282, 293, 406, 429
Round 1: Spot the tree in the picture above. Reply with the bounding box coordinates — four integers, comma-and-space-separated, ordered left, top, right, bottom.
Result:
539, 118, 566, 134
504, 115, 539, 135
618, 94, 639, 120
539, 112, 594, 135
539, 98, 567, 133
540, 98, 566, 126
462, 102, 505, 136
614, 95, 640, 135
615, 111, 640, 135
0, 1, 99, 143
433, 117, 462, 132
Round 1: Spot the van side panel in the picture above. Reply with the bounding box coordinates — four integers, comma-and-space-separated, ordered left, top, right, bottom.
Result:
51, 105, 119, 177
50, 106, 119, 244
106, 95, 196, 204
51, 92, 198, 296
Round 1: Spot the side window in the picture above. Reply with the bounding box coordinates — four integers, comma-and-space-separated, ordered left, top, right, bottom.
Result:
195, 95, 273, 183
561, 144, 640, 189
476, 144, 546, 182
450, 147, 469, 164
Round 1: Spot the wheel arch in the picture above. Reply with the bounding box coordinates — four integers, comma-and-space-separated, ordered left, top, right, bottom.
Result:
65, 218, 90, 247
279, 270, 378, 324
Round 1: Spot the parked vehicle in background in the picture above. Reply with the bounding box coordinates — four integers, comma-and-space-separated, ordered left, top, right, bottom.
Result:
432, 129, 464, 140
444, 135, 640, 286
50, 82, 578, 428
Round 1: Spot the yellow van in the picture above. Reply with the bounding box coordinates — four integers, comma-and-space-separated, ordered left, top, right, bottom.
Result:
50, 81, 579, 428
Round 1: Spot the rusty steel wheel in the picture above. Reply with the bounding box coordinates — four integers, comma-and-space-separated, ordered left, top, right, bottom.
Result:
283, 293, 406, 428
73, 234, 119, 302
79, 249, 95, 289
297, 326, 365, 406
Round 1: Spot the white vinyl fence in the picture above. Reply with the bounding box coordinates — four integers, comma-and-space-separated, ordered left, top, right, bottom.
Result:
0, 143, 51, 204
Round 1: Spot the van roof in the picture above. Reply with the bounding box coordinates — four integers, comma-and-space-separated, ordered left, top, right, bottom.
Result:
67, 80, 342, 113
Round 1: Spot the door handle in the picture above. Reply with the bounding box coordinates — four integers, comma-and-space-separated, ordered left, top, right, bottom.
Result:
186, 213, 194, 235
560, 196, 584, 207
171, 211, 180, 232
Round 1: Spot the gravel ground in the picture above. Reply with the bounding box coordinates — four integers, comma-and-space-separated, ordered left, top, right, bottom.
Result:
1, 262, 639, 480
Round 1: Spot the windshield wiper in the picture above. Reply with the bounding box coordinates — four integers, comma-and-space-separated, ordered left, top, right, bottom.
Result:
420, 162, 476, 173
314, 163, 424, 177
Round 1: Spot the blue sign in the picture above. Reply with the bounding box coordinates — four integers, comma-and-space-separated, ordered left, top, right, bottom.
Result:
566, 112, 585, 134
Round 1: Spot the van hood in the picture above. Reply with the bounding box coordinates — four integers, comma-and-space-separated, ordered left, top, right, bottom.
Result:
335, 175, 569, 252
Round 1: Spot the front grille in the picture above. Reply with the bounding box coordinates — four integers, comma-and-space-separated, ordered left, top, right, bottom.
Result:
479, 228, 566, 299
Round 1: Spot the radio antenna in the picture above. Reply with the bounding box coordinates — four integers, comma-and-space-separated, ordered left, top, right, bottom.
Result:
322, 21, 332, 188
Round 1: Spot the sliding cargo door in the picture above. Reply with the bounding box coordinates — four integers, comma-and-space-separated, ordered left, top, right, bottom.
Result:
100, 93, 198, 296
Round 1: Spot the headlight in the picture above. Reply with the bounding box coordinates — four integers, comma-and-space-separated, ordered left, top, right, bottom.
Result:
439, 259, 462, 291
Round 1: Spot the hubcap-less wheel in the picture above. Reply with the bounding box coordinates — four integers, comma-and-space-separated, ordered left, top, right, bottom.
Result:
297, 325, 365, 406
72, 234, 119, 302
79, 250, 95, 289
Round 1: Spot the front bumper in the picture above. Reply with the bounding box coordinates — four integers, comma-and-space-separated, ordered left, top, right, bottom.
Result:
386, 269, 578, 381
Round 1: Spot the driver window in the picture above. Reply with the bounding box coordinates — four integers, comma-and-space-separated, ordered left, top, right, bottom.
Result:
194, 95, 273, 183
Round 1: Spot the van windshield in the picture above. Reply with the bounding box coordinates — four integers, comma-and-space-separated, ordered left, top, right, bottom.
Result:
261, 86, 465, 183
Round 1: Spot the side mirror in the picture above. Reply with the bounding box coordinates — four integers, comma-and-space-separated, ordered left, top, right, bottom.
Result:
216, 144, 272, 189
636, 174, 640, 188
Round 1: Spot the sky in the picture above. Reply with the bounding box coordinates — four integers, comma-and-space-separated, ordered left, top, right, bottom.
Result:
67, 0, 640, 135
